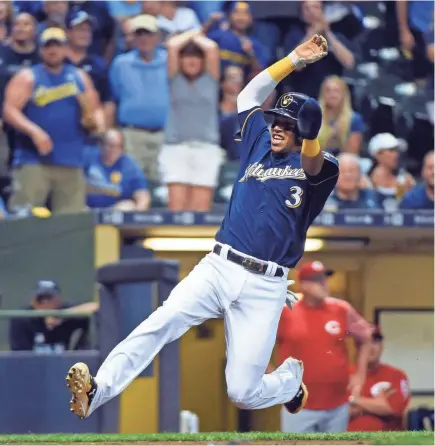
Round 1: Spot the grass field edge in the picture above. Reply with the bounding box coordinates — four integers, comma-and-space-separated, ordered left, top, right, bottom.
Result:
0, 431, 433, 444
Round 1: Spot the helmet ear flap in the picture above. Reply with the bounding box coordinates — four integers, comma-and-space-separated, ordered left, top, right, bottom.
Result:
294, 124, 302, 146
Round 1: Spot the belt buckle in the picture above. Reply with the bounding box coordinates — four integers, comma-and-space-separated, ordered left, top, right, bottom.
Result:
242, 257, 264, 274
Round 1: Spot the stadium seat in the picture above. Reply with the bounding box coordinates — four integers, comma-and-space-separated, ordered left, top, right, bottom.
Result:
214, 161, 240, 204
148, 180, 169, 208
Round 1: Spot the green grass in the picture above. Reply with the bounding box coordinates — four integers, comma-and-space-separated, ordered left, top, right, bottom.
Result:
0, 431, 433, 445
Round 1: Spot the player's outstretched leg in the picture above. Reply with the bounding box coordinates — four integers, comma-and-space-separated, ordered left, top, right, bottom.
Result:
224, 273, 307, 411
66, 257, 222, 418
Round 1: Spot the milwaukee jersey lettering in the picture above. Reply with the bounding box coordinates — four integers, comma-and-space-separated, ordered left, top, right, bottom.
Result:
216, 107, 339, 267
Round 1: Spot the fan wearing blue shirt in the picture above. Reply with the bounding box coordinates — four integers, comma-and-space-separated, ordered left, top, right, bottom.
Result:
65, 11, 111, 136
207, 2, 270, 79
326, 153, 382, 211
400, 151, 434, 210
85, 129, 150, 211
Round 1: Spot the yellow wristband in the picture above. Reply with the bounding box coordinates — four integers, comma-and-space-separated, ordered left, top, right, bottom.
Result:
267, 56, 295, 83
302, 139, 320, 158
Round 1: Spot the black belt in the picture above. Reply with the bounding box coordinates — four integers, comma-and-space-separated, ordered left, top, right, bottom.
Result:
213, 244, 284, 277
121, 124, 163, 133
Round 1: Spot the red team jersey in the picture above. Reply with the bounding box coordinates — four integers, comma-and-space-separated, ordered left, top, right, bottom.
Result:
276, 297, 371, 410
348, 363, 410, 431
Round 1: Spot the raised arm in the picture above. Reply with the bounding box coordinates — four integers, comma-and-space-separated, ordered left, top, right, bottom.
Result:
78, 69, 105, 134
237, 34, 328, 113
191, 34, 220, 80
166, 30, 202, 78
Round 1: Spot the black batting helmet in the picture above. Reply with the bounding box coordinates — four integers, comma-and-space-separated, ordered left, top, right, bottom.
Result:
264, 92, 310, 144
264, 92, 310, 121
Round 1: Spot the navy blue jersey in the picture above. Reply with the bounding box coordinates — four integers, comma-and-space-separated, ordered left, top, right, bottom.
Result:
216, 107, 339, 268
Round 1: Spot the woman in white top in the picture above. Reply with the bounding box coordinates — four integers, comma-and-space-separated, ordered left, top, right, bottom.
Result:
160, 30, 223, 211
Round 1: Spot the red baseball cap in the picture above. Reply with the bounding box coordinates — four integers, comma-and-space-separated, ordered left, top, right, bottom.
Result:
298, 261, 334, 281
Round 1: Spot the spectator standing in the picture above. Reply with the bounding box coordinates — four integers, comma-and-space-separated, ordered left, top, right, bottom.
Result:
0, 13, 39, 102
220, 65, 244, 117
85, 128, 150, 211
68, 1, 115, 61
348, 327, 410, 431
108, 0, 142, 56
396, 0, 434, 81
65, 11, 109, 132
318, 76, 365, 155
273, 261, 372, 433
3, 27, 99, 214
9, 280, 95, 352
0, 13, 39, 173
38, 1, 69, 32
219, 65, 245, 161
0, 0, 14, 42
400, 151, 434, 210
285, 0, 355, 98
368, 133, 415, 211
13, 1, 44, 20
109, 14, 168, 182
160, 30, 222, 212
207, 2, 270, 80
326, 154, 382, 211
121, 17, 136, 55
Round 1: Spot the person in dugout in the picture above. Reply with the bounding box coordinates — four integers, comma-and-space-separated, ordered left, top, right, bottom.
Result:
347, 326, 411, 431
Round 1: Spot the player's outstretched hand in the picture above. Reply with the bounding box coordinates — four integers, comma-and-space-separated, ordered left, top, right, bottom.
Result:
285, 280, 299, 310
291, 34, 328, 69
297, 98, 322, 140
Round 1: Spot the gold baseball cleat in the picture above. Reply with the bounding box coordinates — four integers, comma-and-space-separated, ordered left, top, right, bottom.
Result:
66, 362, 97, 419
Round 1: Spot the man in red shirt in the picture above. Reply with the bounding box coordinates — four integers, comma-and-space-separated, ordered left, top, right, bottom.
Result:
274, 261, 372, 432
348, 327, 410, 431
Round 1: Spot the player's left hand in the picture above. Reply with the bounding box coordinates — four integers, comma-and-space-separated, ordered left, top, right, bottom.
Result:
291, 34, 328, 69
297, 98, 322, 140
285, 280, 299, 310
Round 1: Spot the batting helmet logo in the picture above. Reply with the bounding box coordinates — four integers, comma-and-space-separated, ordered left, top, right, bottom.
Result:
280, 94, 293, 107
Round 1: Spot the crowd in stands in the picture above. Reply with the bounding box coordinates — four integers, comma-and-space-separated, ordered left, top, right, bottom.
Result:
0, 0, 433, 218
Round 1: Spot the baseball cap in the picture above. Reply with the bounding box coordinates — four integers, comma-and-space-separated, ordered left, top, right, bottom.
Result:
130, 15, 158, 33
67, 11, 94, 29
298, 261, 334, 281
368, 133, 407, 158
35, 280, 60, 298
39, 27, 67, 45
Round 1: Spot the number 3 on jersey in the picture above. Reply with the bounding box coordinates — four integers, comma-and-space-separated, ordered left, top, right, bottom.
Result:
285, 186, 303, 208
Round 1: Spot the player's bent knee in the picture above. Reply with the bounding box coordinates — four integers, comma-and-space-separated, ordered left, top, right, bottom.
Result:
227, 382, 260, 409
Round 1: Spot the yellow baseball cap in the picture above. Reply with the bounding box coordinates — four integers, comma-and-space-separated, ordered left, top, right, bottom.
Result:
40, 27, 67, 45
130, 14, 158, 33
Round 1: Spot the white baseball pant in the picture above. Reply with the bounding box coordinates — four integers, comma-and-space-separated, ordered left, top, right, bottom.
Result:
87, 243, 303, 415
